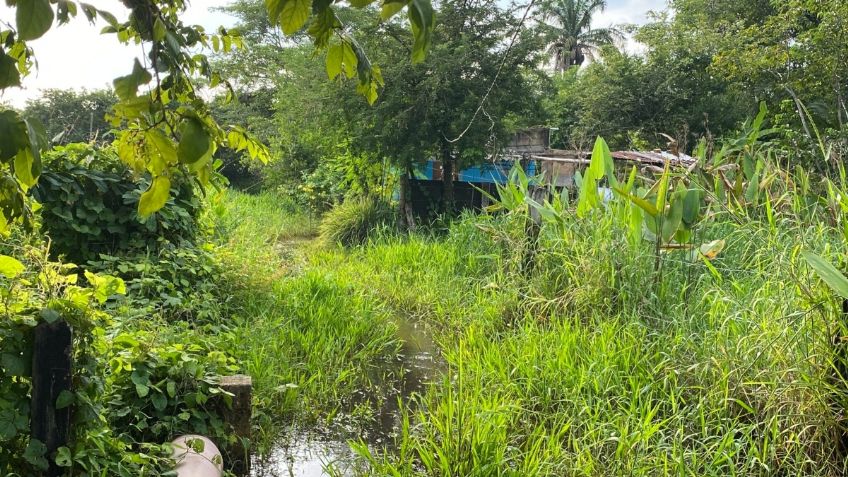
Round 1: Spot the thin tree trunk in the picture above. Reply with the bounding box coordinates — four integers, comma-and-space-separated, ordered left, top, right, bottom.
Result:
441, 142, 455, 214
398, 165, 416, 231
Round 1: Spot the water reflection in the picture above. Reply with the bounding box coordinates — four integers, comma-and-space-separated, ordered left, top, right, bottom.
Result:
252, 318, 442, 477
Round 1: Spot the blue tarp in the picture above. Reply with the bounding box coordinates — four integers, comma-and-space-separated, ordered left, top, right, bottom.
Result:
414, 160, 535, 184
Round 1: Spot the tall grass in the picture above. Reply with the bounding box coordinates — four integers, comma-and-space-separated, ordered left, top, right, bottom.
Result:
215, 191, 402, 451
219, 167, 848, 474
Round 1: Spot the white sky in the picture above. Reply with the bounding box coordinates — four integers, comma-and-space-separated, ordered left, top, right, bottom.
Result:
0, 0, 666, 108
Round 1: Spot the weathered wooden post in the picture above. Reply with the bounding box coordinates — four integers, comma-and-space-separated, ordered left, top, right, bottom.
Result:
31, 319, 73, 477
220, 374, 252, 475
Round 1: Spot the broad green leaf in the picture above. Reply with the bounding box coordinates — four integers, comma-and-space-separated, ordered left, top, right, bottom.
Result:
146, 128, 177, 174
591, 136, 618, 189
587, 137, 605, 178
80, 3, 97, 22
312, 0, 333, 13
655, 160, 670, 211
341, 41, 357, 78
266, 0, 286, 22
673, 227, 692, 244
153, 17, 167, 41
113, 59, 152, 100
39, 308, 61, 324
84, 271, 126, 303
681, 188, 703, 227
96, 8, 118, 26
17, 0, 54, 41
135, 383, 150, 398
14, 148, 37, 189
623, 165, 637, 194
628, 199, 642, 243
576, 166, 600, 218
745, 162, 761, 203
381, 0, 406, 20
280, 0, 311, 35
803, 250, 848, 299
0, 255, 24, 278
308, 7, 339, 47
24, 116, 47, 173
56, 1, 77, 24
55, 390, 75, 410
177, 118, 212, 164
24, 438, 49, 470
326, 43, 343, 79
0, 407, 27, 439
138, 176, 171, 217
189, 438, 206, 453
1, 352, 26, 376
0, 110, 29, 162
151, 392, 167, 411
350, 0, 377, 7
408, 0, 434, 63
612, 186, 658, 216
55, 447, 72, 467
662, 190, 684, 242
0, 52, 21, 89
356, 66, 382, 104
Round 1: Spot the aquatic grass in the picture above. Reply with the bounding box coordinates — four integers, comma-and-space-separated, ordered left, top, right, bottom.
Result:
216, 191, 402, 454
219, 185, 848, 475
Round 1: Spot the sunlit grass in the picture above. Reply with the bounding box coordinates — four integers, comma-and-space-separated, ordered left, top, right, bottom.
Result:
220, 188, 848, 475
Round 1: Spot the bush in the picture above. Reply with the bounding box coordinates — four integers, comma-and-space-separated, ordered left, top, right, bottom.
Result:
87, 243, 225, 323
318, 197, 396, 247
105, 331, 240, 449
33, 143, 203, 263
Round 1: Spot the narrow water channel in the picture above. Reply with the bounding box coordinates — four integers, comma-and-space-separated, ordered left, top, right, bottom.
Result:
251, 318, 442, 476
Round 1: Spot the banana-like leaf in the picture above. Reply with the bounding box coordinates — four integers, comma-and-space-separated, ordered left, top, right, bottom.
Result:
803, 250, 848, 299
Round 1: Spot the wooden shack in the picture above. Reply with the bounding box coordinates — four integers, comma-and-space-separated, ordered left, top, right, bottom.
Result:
408, 129, 695, 216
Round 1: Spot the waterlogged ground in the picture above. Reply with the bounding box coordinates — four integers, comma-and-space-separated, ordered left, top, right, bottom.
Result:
251, 318, 441, 476
223, 190, 848, 476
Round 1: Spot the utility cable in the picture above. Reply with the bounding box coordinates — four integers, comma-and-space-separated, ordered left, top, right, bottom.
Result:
443, 0, 537, 143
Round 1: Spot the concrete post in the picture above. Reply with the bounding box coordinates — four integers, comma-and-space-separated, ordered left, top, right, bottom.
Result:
219, 374, 252, 475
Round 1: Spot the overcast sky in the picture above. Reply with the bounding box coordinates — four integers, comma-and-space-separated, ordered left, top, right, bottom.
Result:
0, 0, 667, 107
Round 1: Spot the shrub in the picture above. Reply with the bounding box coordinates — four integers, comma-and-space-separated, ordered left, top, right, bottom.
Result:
104, 331, 240, 449
33, 143, 203, 263
87, 244, 225, 323
318, 197, 396, 247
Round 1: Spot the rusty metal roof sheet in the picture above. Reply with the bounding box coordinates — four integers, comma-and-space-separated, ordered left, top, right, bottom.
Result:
521, 149, 696, 169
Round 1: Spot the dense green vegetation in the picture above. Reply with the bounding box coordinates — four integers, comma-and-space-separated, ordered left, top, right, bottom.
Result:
212, 130, 848, 475
3, 0, 848, 475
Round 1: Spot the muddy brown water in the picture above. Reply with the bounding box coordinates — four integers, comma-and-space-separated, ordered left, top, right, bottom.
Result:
251, 319, 442, 476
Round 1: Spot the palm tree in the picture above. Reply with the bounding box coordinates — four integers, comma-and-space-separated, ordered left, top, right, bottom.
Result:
538, 0, 620, 73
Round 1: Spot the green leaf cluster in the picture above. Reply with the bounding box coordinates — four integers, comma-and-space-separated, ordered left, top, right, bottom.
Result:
32, 144, 203, 264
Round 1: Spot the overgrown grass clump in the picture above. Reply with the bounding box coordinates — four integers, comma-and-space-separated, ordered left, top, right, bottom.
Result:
318, 197, 396, 247
216, 191, 401, 450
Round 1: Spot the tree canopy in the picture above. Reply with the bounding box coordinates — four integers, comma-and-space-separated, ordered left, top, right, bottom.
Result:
0, 0, 435, 232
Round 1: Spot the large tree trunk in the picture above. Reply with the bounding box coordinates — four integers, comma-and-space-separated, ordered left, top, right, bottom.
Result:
441, 143, 455, 214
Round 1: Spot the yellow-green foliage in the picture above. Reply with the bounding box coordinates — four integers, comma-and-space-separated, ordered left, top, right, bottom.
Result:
318, 197, 395, 247
224, 181, 848, 475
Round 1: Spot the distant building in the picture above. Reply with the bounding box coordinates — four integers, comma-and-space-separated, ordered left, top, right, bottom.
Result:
408, 128, 694, 216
